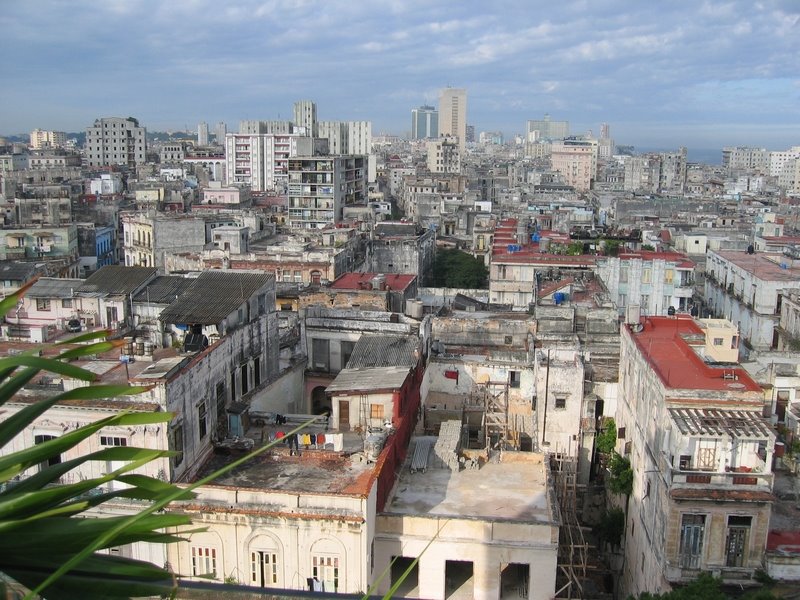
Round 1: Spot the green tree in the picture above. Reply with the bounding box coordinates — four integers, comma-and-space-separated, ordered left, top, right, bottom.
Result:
594, 507, 625, 549
629, 571, 779, 600
430, 249, 488, 288
596, 418, 617, 455
603, 239, 621, 256
608, 451, 633, 496
567, 241, 586, 256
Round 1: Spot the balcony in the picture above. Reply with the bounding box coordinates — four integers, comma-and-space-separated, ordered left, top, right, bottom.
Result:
660, 452, 773, 493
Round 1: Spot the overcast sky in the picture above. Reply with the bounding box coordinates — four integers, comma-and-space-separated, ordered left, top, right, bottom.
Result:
2, 0, 799, 150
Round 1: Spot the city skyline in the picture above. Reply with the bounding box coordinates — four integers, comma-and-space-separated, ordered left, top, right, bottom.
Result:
2, 0, 799, 149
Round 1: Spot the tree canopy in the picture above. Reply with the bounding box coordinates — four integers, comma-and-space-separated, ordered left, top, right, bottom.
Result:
430, 249, 488, 288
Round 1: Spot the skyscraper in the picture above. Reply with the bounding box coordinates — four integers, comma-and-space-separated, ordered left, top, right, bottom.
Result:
85, 117, 147, 167
526, 114, 569, 141
215, 122, 227, 145
438, 88, 467, 151
293, 100, 317, 136
411, 105, 438, 140
197, 122, 209, 146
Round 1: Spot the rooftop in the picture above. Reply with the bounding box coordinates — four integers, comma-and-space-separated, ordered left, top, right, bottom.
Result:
616, 250, 694, 269
714, 251, 800, 281
26, 277, 83, 299
326, 365, 411, 395
329, 272, 416, 292
345, 334, 418, 369
195, 450, 376, 497
384, 444, 553, 523
491, 219, 597, 266
628, 315, 761, 393
132, 276, 194, 305
158, 271, 273, 325
77, 266, 157, 297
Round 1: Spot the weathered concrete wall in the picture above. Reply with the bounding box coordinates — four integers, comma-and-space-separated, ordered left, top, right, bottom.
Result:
251, 360, 305, 415
168, 481, 377, 593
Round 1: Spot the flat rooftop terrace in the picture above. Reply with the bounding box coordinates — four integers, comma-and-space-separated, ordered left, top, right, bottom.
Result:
193, 425, 375, 496
384, 441, 553, 523
629, 316, 761, 393
715, 251, 800, 281
195, 449, 375, 496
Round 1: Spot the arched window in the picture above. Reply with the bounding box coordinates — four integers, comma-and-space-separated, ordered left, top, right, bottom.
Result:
249, 535, 282, 587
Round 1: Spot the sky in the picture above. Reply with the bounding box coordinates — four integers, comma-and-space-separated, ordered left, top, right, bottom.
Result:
2, 0, 799, 150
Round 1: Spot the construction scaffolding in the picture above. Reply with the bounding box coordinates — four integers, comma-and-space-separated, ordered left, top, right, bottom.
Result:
551, 451, 591, 599
469, 380, 521, 451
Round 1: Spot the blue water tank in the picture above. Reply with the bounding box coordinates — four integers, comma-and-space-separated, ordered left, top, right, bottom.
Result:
532, 232, 541, 242
554, 292, 565, 305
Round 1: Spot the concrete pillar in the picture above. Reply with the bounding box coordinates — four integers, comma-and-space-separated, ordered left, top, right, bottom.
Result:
418, 554, 445, 600
473, 555, 499, 600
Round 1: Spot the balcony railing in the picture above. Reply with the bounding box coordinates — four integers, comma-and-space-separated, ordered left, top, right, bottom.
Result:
660, 452, 773, 491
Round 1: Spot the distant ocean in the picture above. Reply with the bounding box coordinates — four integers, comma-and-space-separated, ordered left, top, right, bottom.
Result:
636, 147, 721, 166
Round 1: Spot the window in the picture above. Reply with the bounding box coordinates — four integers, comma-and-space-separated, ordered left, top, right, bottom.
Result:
191, 546, 217, 577
665, 269, 674, 284
509, 371, 521, 388
619, 267, 628, 283
251, 551, 278, 587
312, 338, 330, 372
726, 516, 752, 567
312, 556, 339, 592
240, 364, 249, 395
34, 434, 61, 469
36, 298, 51, 311
554, 396, 566, 409
215, 381, 226, 421
171, 424, 184, 466
713, 337, 724, 346
642, 269, 652, 284
640, 295, 650, 307
198, 401, 207, 439
100, 436, 127, 447
617, 426, 626, 439
62, 299, 72, 308
370, 404, 384, 420
340, 340, 356, 371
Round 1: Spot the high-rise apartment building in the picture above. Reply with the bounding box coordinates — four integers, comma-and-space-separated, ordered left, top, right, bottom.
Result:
85, 117, 147, 168
197, 122, 209, 146
239, 120, 293, 135
426, 137, 460, 173
526, 114, 569, 141
550, 138, 598, 192
347, 121, 372, 156
411, 105, 438, 140
287, 155, 367, 229
439, 88, 467, 151
293, 100, 317, 136
225, 133, 318, 192
317, 121, 348, 155
30, 129, 66, 149
215, 122, 227, 145
721, 146, 769, 173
